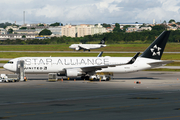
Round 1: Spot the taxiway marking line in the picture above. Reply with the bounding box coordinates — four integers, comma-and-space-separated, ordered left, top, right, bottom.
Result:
104, 107, 116, 109
40, 112, 53, 115
89, 108, 102, 110
147, 103, 157, 106
134, 104, 144, 107
57, 111, 69, 113
74, 110, 86, 112
21, 114, 36, 116
161, 102, 170, 104
4, 115, 17, 118
119, 106, 130, 108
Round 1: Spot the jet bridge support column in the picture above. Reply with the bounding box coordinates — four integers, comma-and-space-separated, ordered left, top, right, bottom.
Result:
17, 60, 25, 82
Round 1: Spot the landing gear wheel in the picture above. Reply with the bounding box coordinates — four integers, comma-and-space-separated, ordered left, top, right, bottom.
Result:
81, 76, 89, 80
85, 76, 90, 80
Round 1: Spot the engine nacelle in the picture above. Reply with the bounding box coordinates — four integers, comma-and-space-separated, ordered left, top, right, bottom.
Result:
75, 47, 80, 50
65, 69, 81, 77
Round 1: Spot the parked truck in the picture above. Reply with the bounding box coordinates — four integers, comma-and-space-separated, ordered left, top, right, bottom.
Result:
89, 72, 113, 81
0, 74, 18, 82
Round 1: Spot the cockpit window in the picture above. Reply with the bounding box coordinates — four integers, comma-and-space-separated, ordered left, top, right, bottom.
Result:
8, 61, 13, 64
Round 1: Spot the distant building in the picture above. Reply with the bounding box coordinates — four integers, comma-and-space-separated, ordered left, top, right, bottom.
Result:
0, 28, 7, 34
106, 27, 113, 32
34, 26, 49, 34
113, 23, 143, 29
48, 26, 62, 37
61, 25, 76, 37
19, 24, 49, 34
76, 24, 106, 37
126, 27, 138, 32
61, 24, 106, 38
35, 35, 50, 39
167, 24, 178, 31
139, 27, 152, 31
5, 26, 19, 31
91, 23, 106, 35
0, 34, 37, 40
114, 23, 144, 26
76, 24, 92, 37
25, 34, 37, 39
21, 23, 49, 28
14, 29, 38, 34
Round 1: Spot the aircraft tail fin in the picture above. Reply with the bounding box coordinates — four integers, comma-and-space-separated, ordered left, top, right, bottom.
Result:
99, 37, 106, 44
140, 31, 171, 60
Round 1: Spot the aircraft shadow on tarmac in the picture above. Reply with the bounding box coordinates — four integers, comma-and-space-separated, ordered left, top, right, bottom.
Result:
27, 78, 48, 80
113, 77, 159, 80
27, 77, 159, 81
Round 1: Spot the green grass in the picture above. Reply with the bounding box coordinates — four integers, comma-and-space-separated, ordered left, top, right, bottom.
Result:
0, 44, 70, 51
161, 54, 180, 60
0, 61, 8, 63
166, 62, 180, 66
0, 43, 180, 52
0, 52, 104, 58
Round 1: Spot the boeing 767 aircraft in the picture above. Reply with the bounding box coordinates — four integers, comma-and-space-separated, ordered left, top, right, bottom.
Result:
4, 31, 173, 80
69, 37, 106, 51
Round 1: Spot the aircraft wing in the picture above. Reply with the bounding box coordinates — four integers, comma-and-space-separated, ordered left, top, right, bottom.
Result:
78, 45, 90, 50
64, 52, 140, 72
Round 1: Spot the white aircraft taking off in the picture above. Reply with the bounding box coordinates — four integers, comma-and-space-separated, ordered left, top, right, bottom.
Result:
69, 37, 106, 51
4, 31, 173, 80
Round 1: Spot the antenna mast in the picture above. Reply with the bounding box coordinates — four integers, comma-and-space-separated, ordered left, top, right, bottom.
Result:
23, 11, 25, 25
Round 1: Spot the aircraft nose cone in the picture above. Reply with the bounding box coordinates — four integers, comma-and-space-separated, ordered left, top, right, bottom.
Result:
3, 63, 15, 72
3, 64, 8, 70
69, 45, 73, 48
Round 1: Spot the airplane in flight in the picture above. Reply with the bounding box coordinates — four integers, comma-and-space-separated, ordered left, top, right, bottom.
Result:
69, 37, 106, 51
3, 31, 173, 80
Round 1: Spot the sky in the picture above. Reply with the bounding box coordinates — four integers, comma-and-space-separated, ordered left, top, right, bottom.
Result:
0, 0, 180, 25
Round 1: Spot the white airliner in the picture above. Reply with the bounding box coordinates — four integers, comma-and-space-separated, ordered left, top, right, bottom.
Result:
69, 37, 106, 51
3, 31, 173, 80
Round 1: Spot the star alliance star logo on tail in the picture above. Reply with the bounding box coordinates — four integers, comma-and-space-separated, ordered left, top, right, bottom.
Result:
101, 40, 105, 44
150, 45, 161, 56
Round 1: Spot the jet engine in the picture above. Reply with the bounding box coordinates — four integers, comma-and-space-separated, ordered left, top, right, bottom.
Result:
65, 69, 81, 77
75, 47, 80, 51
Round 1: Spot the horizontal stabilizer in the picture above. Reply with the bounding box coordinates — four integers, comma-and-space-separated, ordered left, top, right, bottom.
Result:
148, 60, 174, 67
